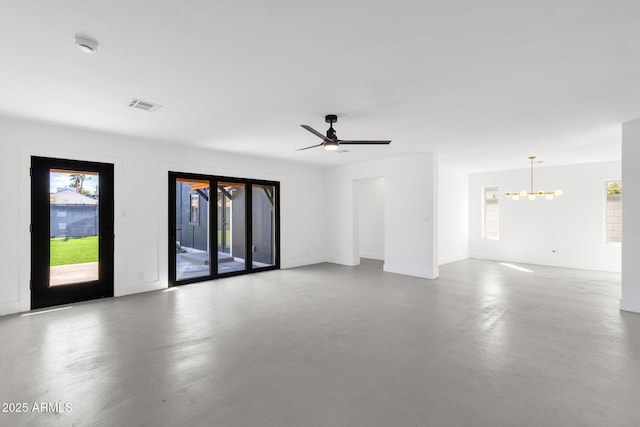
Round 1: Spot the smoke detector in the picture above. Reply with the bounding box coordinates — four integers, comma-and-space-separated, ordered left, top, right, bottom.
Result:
74, 35, 99, 54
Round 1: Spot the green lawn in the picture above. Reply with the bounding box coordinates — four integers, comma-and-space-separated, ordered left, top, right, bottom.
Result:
50, 236, 99, 266
217, 230, 231, 245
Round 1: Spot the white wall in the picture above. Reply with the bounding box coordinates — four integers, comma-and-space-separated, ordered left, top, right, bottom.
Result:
325, 153, 439, 279
621, 118, 640, 313
438, 163, 469, 265
0, 116, 326, 315
357, 177, 384, 260
469, 161, 621, 272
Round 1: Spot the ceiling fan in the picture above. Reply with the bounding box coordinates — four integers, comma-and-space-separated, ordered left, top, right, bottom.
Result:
297, 114, 391, 151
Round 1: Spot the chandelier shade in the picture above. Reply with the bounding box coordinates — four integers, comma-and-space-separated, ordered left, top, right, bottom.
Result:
505, 156, 562, 200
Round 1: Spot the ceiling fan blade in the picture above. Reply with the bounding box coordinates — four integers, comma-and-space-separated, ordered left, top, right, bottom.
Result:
338, 140, 391, 145
295, 143, 324, 151
301, 125, 328, 140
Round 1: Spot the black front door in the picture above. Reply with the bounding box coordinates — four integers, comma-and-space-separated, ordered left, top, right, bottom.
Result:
31, 157, 114, 309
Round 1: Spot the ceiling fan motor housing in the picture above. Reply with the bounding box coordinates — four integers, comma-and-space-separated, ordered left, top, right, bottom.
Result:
325, 114, 338, 124
325, 114, 338, 139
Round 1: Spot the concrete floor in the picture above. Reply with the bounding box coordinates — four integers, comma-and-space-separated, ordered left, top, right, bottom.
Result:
1, 259, 639, 426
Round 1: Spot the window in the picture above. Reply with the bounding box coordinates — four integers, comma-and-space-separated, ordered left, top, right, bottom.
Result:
483, 187, 499, 239
169, 172, 280, 286
190, 193, 199, 223
605, 180, 622, 244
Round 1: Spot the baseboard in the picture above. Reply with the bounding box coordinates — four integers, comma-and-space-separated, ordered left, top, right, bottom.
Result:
383, 262, 439, 279
0, 300, 24, 317
281, 257, 327, 269
438, 254, 469, 266
620, 297, 640, 314
115, 281, 167, 297
324, 256, 359, 267
359, 252, 384, 261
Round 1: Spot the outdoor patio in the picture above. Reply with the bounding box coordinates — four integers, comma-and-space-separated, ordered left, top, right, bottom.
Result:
176, 250, 245, 280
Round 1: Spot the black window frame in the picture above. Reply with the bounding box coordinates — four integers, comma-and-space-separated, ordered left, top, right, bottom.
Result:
169, 171, 280, 286
31, 156, 114, 309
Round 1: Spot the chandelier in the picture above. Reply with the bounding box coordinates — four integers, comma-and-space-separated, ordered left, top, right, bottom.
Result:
505, 156, 563, 200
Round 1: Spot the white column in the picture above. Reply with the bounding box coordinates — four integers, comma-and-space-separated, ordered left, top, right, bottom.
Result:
621, 118, 640, 312
383, 152, 439, 279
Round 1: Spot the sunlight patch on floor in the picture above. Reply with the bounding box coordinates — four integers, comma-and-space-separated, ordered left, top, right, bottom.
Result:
499, 262, 535, 273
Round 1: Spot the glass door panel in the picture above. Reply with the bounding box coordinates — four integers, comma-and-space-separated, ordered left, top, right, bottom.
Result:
49, 169, 100, 286
217, 182, 246, 274
31, 157, 114, 309
175, 178, 211, 281
169, 173, 279, 286
252, 184, 277, 268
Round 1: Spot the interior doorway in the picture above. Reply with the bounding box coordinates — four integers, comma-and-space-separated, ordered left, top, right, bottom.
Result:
355, 177, 385, 263
30, 156, 114, 309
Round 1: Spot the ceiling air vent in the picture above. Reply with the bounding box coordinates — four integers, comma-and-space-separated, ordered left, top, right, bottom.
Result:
128, 98, 162, 112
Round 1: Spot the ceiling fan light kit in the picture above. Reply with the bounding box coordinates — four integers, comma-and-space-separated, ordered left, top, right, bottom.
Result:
324, 140, 339, 151
505, 156, 562, 200
297, 114, 391, 152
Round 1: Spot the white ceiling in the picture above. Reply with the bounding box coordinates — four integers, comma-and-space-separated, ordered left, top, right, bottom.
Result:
1, 0, 639, 172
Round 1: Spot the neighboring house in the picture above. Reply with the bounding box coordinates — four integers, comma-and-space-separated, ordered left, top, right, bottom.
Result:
50, 188, 98, 205
50, 189, 99, 238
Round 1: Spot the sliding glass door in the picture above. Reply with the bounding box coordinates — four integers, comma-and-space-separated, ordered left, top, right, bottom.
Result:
169, 172, 279, 286
174, 178, 211, 282
252, 184, 277, 268
217, 181, 247, 274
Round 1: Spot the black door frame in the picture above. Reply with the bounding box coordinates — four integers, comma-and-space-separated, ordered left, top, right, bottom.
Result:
169, 171, 280, 286
31, 156, 114, 309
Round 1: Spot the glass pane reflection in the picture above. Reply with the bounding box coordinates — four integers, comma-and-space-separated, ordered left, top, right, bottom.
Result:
49, 169, 100, 286
176, 179, 210, 281
217, 182, 246, 274
252, 184, 276, 268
